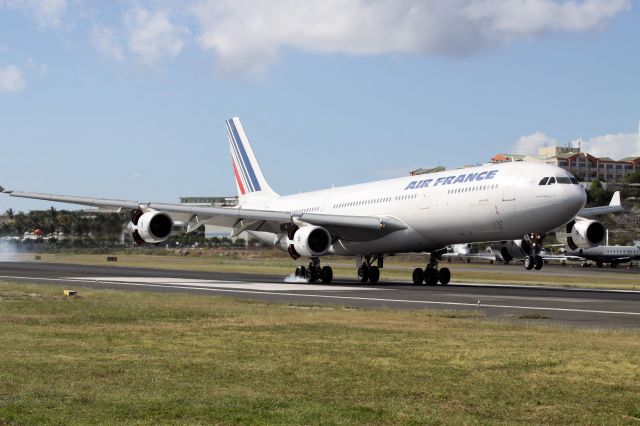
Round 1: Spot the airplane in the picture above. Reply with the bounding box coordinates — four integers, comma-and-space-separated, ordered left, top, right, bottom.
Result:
1, 117, 593, 285
551, 227, 640, 268
563, 244, 640, 268
442, 243, 497, 263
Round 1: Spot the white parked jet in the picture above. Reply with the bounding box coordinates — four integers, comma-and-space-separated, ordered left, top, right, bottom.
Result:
565, 245, 640, 268
2, 117, 589, 285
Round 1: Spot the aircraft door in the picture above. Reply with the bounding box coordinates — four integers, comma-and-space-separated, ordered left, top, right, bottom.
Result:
420, 193, 429, 209
502, 171, 520, 201
502, 186, 516, 201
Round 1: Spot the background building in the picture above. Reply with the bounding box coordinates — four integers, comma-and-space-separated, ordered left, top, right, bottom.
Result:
492, 146, 640, 182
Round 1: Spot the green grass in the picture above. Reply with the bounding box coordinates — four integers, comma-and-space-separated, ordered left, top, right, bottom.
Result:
1, 282, 639, 424
21, 252, 640, 290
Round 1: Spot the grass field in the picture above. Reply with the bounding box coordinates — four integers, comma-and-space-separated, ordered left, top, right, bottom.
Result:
1, 281, 639, 424
18, 251, 640, 290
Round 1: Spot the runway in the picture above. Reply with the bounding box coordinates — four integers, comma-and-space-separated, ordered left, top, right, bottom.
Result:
1, 261, 639, 328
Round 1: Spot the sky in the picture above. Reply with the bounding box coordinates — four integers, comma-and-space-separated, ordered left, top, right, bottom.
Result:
1, 0, 639, 213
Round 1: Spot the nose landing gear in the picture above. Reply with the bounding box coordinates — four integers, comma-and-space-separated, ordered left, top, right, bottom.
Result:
522, 234, 545, 271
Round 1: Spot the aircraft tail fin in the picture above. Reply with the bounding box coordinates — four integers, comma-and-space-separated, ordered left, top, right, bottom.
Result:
609, 190, 621, 207
226, 117, 278, 203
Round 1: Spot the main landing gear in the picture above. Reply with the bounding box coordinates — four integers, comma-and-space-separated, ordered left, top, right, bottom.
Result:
357, 255, 383, 283
294, 258, 333, 284
412, 255, 451, 286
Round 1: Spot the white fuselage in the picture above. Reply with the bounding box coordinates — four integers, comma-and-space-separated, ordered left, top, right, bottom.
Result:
244, 162, 586, 256
567, 245, 640, 263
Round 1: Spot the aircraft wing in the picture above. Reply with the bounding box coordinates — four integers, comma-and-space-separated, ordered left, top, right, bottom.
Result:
441, 253, 497, 261
1, 189, 407, 241
579, 191, 624, 218
540, 253, 584, 262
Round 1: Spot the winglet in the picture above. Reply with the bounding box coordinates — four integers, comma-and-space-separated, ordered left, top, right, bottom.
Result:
609, 190, 621, 207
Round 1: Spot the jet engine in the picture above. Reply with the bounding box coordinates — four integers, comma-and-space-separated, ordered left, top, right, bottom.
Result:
287, 225, 332, 259
128, 209, 174, 245
564, 220, 605, 250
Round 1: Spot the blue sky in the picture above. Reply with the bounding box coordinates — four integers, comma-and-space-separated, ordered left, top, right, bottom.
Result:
1, 0, 639, 213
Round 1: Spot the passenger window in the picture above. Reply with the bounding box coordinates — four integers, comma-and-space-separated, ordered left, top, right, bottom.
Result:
539, 177, 549, 185
547, 177, 556, 185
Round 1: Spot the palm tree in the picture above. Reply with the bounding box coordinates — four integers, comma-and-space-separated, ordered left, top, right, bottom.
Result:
46, 207, 59, 236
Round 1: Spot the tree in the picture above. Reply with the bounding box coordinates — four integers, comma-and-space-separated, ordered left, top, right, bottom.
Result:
13, 212, 29, 237
587, 179, 612, 206
45, 207, 59, 236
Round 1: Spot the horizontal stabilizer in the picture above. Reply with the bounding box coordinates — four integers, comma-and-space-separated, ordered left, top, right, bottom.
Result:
579, 191, 624, 218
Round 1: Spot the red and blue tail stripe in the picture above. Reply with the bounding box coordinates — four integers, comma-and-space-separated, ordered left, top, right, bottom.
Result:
227, 118, 262, 194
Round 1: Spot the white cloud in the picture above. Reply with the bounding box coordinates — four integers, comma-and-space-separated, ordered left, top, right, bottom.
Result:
1, 1, 631, 75
579, 132, 640, 159
25, 57, 47, 76
514, 125, 640, 160
190, 0, 630, 75
89, 24, 125, 61
0, 65, 26, 92
0, 0, 67, 28
125, 7, 188, 65
464, 0, 630, 38
514, 132, 560, 155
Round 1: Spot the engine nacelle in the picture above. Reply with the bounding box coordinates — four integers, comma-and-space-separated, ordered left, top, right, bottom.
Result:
566, 220, 605, 250
287, 226, 331, 259
128, 210, 174, 245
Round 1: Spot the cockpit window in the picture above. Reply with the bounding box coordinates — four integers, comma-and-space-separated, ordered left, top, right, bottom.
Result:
570, 177, 579, 184
556, 177, 571, 184
547, 177, 556, 185
539, 177, 549, 185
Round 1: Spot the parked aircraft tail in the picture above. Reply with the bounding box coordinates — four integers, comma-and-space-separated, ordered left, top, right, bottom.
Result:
226, 117, 278, 203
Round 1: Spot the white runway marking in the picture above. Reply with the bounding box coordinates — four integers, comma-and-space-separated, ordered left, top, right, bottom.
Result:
70, 278, 640, 316
65, 276, 381, 292
1, 274, 639, 317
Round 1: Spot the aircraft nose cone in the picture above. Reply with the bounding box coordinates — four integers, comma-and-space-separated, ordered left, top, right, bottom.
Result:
568, 185, 587, 215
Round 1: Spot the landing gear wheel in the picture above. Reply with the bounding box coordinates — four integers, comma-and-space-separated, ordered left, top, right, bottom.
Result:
425, 267, 438, 286
438, 267, 451, 285
358, 266, 369, 283
533, 255, 543, 270
321, 266, 333, 284
596, 260, 604, 268
305, 266, 319, 283
524, 256, 534, 270
412, 268, 424, 285
295, 266, 307, 278
368, 266, 380, 283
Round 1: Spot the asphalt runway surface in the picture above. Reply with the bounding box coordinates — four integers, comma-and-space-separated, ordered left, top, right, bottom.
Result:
1, 260, 639, 328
